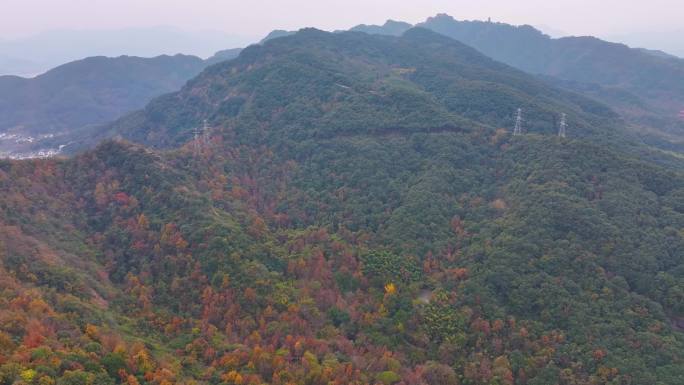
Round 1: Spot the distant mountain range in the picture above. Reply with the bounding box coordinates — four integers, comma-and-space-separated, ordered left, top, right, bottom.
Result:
418, 15, 684, 110
345, 14, 684, 151
0, 27, 253, 77
0, 53, 240, 158
3, 14, 684, 157
0, 27, 253, 158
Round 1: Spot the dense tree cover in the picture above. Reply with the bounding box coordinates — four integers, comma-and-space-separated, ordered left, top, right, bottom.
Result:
349, 21, 412, 37
417, 13, 684, 103
414, 14, 684, 152
1, 28, 684, 385
352, 14, 684, 153
108, 28, 617, 148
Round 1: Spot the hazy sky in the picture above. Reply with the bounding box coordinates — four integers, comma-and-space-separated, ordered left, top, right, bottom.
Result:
2, 0, 682, 40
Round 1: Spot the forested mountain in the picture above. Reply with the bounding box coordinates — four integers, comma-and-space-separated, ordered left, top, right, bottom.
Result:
354, 14, 684, 152
0, 51, 245, 159
0, 55, 207, 158
1, 27, 683, 385
105, 28, 618, 148
417, 14, 684, 115
205, 49, 243, 66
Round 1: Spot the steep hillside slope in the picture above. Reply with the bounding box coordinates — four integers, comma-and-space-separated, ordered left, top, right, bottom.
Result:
418, 14, 684, 115
205, 48, 243, 66
1, 28, 683, 385
419, 15, 684, 151
354, 14, 684, 151
107, 28, 617, 148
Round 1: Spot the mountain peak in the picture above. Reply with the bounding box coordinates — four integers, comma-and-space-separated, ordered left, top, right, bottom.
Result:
383, 19, 410, 26
259, 29, 296, 44
427, 13, 456, 22
349, 19, 413, 36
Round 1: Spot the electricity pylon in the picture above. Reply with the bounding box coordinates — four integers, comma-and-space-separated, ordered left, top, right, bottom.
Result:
193, 124, 201, 156
202, 119, 210, 145
513, 108, 523, 136
558, 113, 567, 138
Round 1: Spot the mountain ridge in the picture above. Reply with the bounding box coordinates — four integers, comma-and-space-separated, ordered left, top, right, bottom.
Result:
0, 49, 243, 158
352, 14, 684, 150
104, 27, 620, 150
1, 24, 683, 385
6, 14, 683, 158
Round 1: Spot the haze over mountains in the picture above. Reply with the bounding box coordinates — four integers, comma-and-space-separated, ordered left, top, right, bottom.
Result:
0, 26, 253, 77
608, 28, 684, 58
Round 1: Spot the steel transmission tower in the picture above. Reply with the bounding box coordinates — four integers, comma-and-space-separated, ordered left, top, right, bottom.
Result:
202, 119, 211, 145
192, 120, 211, 157
513, 108, 523, 136
558, 113, 567, 138
193, 124, 201, 156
